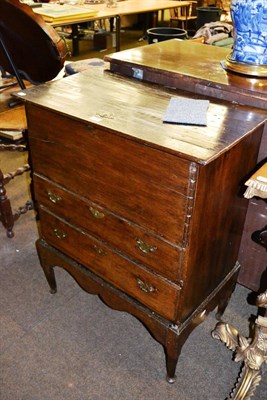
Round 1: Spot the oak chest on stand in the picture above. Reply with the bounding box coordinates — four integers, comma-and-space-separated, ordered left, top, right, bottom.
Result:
19, 70, 266, 382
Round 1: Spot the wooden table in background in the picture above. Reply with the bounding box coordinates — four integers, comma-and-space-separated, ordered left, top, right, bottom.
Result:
46, 0, 192, 55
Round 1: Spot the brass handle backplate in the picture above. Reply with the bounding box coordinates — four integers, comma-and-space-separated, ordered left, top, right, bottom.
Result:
136, 238, 157, 254
136, 277, 156, 294
53, 228, 67, 239
89, 207, 105, 219
48, 191, 62, 204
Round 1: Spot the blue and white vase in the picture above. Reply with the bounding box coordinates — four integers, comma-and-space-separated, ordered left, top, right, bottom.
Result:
225, 0, 267, 76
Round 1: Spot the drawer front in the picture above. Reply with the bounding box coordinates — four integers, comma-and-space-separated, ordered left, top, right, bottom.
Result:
39, 208, 181, 321
27, 105, 192, 245
34, 174, 182, 283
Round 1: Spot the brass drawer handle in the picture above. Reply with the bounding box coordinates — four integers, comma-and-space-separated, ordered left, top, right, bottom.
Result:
136, 277, 156, 294
48, 191, 62, 204
136, 238, 157, 254
93, 244, 107, 256
89, 207, 105, 219
53, 228, 67, 240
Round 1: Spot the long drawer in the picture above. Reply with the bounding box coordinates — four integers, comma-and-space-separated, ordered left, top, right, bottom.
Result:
39, 208, 182, 321
34, 174, 182, 283
27, 105, 193, 246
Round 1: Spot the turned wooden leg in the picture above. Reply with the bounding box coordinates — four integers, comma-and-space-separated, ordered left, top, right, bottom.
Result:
36, 239, 57, 294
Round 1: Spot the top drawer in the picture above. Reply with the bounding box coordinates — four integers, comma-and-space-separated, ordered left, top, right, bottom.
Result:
27, 105, 193, 245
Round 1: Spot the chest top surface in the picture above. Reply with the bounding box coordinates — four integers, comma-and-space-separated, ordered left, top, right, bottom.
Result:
18, 70, 266, 164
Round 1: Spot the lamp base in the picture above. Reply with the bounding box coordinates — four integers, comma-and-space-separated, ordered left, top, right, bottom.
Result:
223, 55, 267, 78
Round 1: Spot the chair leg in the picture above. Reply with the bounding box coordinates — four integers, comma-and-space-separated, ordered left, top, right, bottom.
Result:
0, 169, 14, 238
0, 167, 33, 238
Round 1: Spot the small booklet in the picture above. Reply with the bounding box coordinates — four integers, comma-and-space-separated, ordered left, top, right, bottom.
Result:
163, 97, 210, 126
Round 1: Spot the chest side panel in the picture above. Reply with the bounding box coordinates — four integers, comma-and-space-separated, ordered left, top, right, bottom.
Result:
176, 125, 264, 322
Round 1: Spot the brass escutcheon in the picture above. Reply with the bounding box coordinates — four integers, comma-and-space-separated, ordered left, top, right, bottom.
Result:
136, 277, 156, 294
53, 228, 67, 239
89, 207, 105, 219
136, 238, 157, 254
48, 191, 62, 204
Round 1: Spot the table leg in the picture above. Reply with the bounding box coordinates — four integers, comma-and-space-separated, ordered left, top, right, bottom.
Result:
71, 24, 80, 57
115, 15, 121, 52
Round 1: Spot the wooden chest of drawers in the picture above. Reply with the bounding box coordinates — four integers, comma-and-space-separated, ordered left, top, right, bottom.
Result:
20, 70, 266, 382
